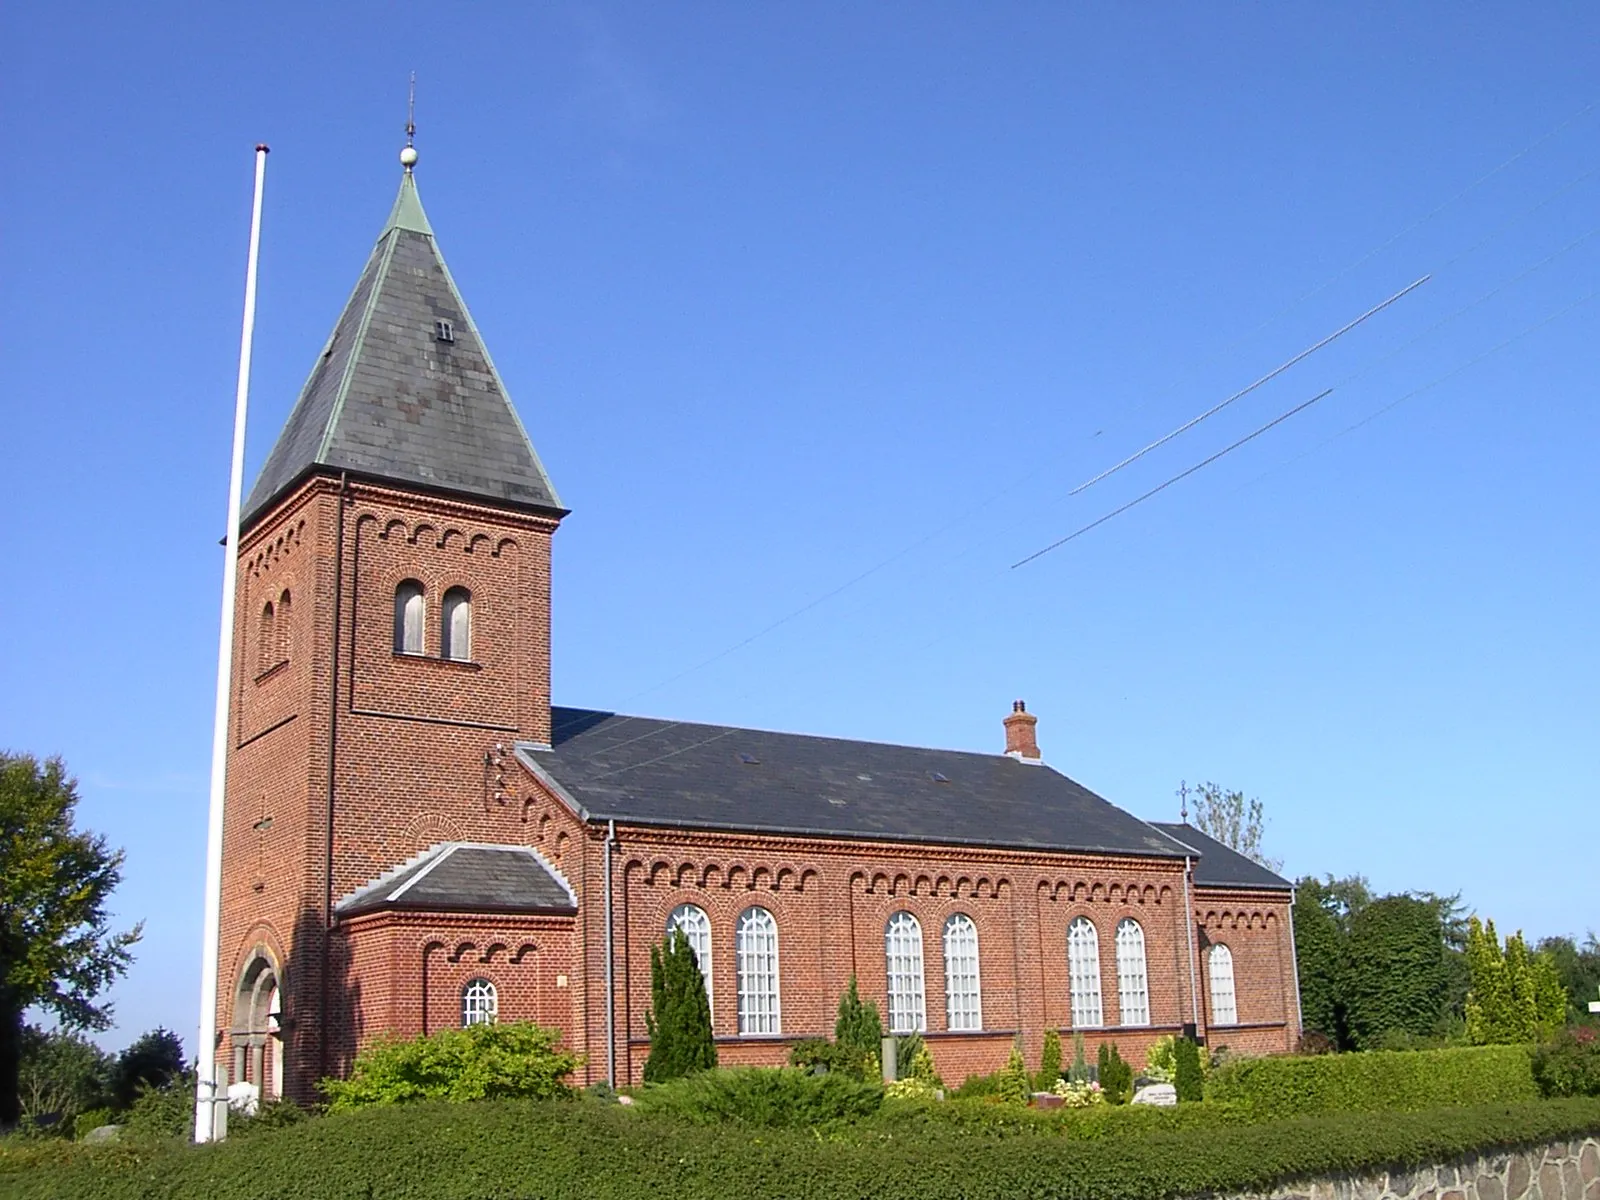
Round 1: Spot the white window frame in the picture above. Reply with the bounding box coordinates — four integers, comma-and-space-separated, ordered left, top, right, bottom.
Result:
441, 586, 472, 661
885, 911, 927, 1034
1067, 916, 1104, 1028
395, 580, 426, 655
461, 977, 498, 1027
736, 907, 781, 1034
1209, 943, 1238, 1027
942, 913, 982, 1031
667, 903, 713, 1015
1115, 918, 1150, 1027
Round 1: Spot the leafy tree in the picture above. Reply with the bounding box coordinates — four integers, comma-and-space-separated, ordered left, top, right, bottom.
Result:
834, 976, 884, 1078
15, 1025, 113, 1131
1292, 879, 1354, 1047
1344, 895, 1454, 1049
1186, 782, 1282, 871
642, 929, 716, 1083
0, 754, 140, 1126
1034, 1028, 1062, 1091
1536, 934, 1600, 1026
111, 1027, 186, 1110
320, 1022, 579, 1111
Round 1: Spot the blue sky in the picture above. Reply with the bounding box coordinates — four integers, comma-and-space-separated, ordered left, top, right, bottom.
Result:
3, 3, 1596, 1052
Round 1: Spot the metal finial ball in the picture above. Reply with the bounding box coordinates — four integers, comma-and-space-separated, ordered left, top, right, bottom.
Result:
400, 145, 419, 168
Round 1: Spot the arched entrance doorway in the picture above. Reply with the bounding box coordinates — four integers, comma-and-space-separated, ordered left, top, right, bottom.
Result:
231, 951, 285, 1104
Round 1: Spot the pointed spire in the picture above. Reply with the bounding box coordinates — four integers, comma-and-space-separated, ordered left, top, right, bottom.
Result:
389, 72, 429, 234
243, 129, 562, 525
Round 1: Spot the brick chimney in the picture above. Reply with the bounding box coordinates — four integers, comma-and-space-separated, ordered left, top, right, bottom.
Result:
1003, 700, 1041, 762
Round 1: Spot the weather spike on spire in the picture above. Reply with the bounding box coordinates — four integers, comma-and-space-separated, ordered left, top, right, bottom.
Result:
401, 71, 418, 172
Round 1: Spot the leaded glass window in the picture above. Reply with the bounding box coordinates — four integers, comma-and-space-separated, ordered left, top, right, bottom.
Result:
885, 911, 927, 1034
1067, 916, 1103, 1028
942, 913, 982, 1031
1115, 918, 1149, 1027
736, 907, 780, 1034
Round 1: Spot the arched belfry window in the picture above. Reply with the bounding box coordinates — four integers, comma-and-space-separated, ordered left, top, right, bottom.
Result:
276, 589, 292, 663
885, 911, 926, 1034
257, 601, 276, 673
1115, 918, 1150, 1027
668, 903, 713, 1012
441, 587, 472, 662
1209, 943, 1238, 1026
461, 978, 498, 1027
395, 580, 426, 655
1067, 916, 1103, 1028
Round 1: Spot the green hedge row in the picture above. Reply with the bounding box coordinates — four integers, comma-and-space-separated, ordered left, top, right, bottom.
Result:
1207, 1044, 1538, 1118
4, 1097, 1597, 1200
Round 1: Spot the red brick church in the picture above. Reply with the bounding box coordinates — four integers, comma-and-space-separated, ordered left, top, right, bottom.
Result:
215, 150, 1302, 1105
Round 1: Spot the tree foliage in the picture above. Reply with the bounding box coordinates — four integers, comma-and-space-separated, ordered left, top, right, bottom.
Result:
1034, 1029, 1062, 1091
0, 754, 140, 1126
832, 976, 884, 1079
1534, 934, 1600, 1027
111, 1027, 186, 1110
642, 929, 716, 1083
1096, 1042, 1132, 1104
1464, 918, 1567, 1045
1186, 782, 1281, 871
15, 1026, 113, 1131
319, 1022, 579, 1111
1344, 895, 1455, 1049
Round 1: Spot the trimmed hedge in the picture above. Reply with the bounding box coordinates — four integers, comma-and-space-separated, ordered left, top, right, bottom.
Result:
3, 1098, 1596, 1200
1208, 1044, 1538, 1118
632, 1066, 884, 1126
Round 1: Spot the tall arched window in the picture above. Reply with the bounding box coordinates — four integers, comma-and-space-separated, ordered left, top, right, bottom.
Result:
395, 580, 426, 655
276, 589, 292, 663
1067, 917, 1103, 1028
885, 911, 926, 1034
461, 978, 498, 1027
942, 913, 982, 1031
441, 587, 472, 661
1208, 943, 1238, 1026
667, 903, 713, 1011
1115, 918, 1149, 1026
257, 601, 276, 673
736, 907, 780, 1034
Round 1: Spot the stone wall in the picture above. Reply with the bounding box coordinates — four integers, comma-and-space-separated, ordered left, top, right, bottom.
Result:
1220, 1136, 1600, 1200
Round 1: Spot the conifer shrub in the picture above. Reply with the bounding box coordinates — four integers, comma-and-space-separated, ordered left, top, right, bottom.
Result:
1096, 1042, 1133, 1104
833, 976, 884, 1079
319, 1022, 579, 1111
1068, 1031, 1092, 1083
995, 1045, 1034, 1105
1174, 1037, 1205, 1102
1208, 1043, 1537, 1118
1034, 1029, 1063, 1091
642, 929, 717, 1083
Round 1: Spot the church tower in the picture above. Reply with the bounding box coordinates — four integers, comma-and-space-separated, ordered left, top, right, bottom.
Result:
215, 145, 567, 1103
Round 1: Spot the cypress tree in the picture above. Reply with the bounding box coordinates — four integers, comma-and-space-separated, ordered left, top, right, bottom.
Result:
643, 929, 716, 1083
1173, 1037, 1204, 1102
1035, 1028, 1062, 1091
834, 976, 884, 1078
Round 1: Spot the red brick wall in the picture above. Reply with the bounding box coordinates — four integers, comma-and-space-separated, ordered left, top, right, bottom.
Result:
217, 472, 1302, 1104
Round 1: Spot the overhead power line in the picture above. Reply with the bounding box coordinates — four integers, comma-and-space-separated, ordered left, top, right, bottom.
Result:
1069, 278, 1429, 497
1012, 389, 1334, 568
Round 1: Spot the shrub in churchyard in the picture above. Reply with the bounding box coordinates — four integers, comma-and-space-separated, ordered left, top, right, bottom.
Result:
643, 929, 717, 1083
1174, 1037, 1205, 1102
1097, 1042, 1133, 1105
1034, 1029, 1063, 1091
321, 1022, 580, 1111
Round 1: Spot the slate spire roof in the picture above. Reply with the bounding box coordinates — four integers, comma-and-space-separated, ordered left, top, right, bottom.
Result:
243, 165, 562, 525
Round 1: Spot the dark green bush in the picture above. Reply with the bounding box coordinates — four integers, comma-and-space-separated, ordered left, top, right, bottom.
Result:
229, 1099, 309, 1138
1532, 1027, 1600, 1098
319, 1021, 579, 1111
1035, 1029, 1063, 1091
642, 930, 716, 1083
633, 1066, 884, 1127
120, 1075, 197, 1141
1208, 1044, 1537, 1118
6, 1097, 1598, 1200
1174, 1038, 1204, 1102
1097, 1042, 1133, 1104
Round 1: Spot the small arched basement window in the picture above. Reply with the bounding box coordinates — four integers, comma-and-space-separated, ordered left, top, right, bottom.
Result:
461, 978, 498, 1027
441, 587, 472, 661
1209, 943, 1238, 1027
394, 580, 426, 655
885, 911, 926, 1034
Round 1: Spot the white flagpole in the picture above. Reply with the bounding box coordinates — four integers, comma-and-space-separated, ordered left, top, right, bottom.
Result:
195, 143, 269, 1143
